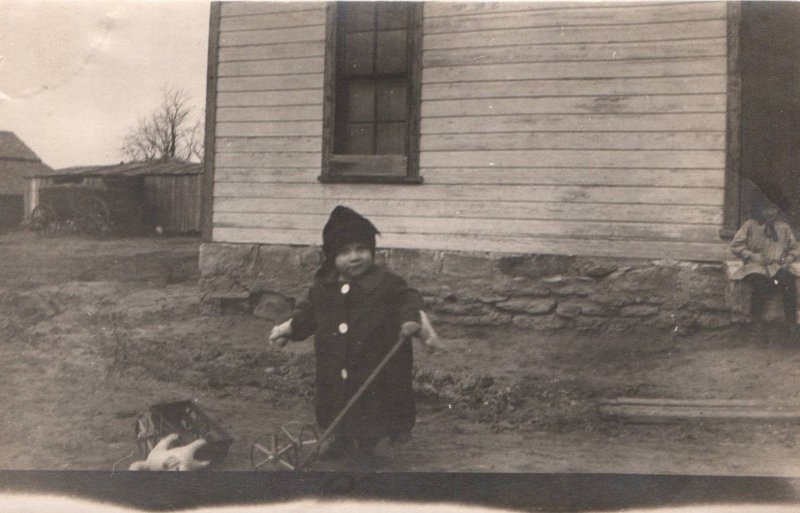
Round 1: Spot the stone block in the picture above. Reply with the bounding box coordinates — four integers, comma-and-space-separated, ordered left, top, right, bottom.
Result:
578, 301, 617, 317
693, 311, 732, 329
555, 301, 582, 318
574, 316, 608, 331
619, 304, 659, 317
199, 243, 257, 276
497, 254, 576, 278
544, 276, 596, 297
252, 292, 293, 323
441, 252, 498, 277
388, 248, 441, 281
435, 301, 492, 316
496, 297, 556, 315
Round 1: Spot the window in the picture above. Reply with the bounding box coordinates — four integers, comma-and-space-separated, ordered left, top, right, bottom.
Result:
320, 1, 423, 184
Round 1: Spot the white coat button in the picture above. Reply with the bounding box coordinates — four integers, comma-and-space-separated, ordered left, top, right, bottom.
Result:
340, 283, 350, 294
341, 368, 348, 380
338, 322, 349, 334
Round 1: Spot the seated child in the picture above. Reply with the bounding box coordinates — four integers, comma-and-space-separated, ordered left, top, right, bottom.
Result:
269, 206, 423, 461
730, 204, 799, 330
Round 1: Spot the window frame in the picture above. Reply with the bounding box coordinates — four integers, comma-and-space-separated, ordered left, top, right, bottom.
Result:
319, 2, 424, 185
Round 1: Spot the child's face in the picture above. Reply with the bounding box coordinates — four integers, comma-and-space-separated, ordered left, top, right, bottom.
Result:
335, 242, 373, 280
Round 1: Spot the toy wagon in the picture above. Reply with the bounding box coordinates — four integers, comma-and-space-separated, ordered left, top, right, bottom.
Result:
135, 400, 233, 467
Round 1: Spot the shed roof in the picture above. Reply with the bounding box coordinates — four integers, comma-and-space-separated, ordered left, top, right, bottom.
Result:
0, 131, 52, 193
35, 160, 203, 178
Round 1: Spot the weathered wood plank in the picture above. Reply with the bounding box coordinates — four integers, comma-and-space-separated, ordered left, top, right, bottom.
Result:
423, 2, 685, 18
420, 132, 725, 151
218, 57, 324, 78
217, 90, 322, 108
419, 149, 725, 169
220, 25, 325, 47
423, 39, 727, 68
604, 398, 792, 407
422, 76, 727, 100
220, 8, 326, 32
599, 403, 800, 422
424, 19, 727, 50
213, 182, 724, 206
424, 168, 724, 187
213, 196, 723, 225
215, 166, 724, 188
216, 136, 322, 153
421, 113, 726, 134
422, 94, 725, 117
424, 2, 726, 35
212, 227, 730, 261
215, 152, 321, 169
214, 212, 720, 242
216, 105, 322, 123
215, 168, 320, 183
423, 57, 727, 83
219, 42, 324, 63
216, 120, 322, 137
222, 2, 325, 17
217, 75, 323, 92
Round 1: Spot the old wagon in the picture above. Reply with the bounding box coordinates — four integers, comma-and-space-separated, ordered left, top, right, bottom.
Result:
30, 175, 148, 236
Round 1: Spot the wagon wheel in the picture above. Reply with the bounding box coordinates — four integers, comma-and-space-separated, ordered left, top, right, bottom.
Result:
77, 196, 111, 236
250, 422, 319, 471
29, 204, 58, 235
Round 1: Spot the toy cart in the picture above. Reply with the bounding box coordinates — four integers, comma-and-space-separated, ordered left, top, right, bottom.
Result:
135, 400, 233, 467
250, 334, 412, 471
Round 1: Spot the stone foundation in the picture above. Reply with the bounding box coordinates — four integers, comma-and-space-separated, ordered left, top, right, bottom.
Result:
198, 242, 760, 333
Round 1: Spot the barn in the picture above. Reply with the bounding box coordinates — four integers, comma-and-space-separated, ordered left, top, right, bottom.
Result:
199, 1, 800, 331
27, 160, 204, 235
0, 131, 52, 230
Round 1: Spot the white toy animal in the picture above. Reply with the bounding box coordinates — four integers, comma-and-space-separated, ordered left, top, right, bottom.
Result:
129, 433, 210, 471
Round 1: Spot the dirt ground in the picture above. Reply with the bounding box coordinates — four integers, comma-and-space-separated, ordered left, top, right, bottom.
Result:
1, 231, 799, 476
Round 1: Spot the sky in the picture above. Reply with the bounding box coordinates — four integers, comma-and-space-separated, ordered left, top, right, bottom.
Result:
0, 0, 211, 169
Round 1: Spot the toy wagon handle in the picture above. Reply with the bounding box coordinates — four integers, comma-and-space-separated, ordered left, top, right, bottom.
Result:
297, 333, 413, 470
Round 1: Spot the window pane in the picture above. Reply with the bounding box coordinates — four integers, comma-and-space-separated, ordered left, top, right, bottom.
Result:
376, 30, 407, 74
378, 2, 409, 30
343, 2, 375, 32
376, 81, 407, 122
376, 122, 406, 154
344, 32, 374, 75
345, 123, 375, 154
346, 81, 375, 123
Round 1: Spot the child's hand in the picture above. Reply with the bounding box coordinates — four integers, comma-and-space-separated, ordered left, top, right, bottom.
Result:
269, 320, 292, 347
748, 253, 765, 265
400, 321, 421, 339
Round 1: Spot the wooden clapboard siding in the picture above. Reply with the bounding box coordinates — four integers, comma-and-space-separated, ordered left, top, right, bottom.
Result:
423, 39, 727, 67
219, 42, 324, 63
222, 2, 326, 17
420, 132, 725, 151
209, 1, 732, 261
423, 2, 726, 33
214, 182, 723, 206
423, 57, 727, 83
213, 227, 729, 262
425, 19, 727, 49
214, 212, 719, 242
216, 166, 723, 188
422, 95, 726, 117
213, 197, 723, 225
422, 113, 725, 133
212, 2, 326, 244
423, 76, 727, 100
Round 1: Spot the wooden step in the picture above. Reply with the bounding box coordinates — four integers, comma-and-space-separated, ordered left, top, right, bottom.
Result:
599, 397, 800, 423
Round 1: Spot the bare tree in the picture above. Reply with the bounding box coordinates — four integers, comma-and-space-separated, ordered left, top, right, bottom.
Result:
120, 86, 204, 162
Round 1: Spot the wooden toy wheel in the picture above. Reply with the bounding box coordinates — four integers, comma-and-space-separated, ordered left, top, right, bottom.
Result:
250, 422, 319, 471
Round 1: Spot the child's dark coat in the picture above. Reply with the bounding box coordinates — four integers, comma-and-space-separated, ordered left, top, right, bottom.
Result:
290, 265, 423, 441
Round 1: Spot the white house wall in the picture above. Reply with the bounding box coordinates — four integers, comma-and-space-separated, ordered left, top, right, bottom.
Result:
211, 1, 730, 261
